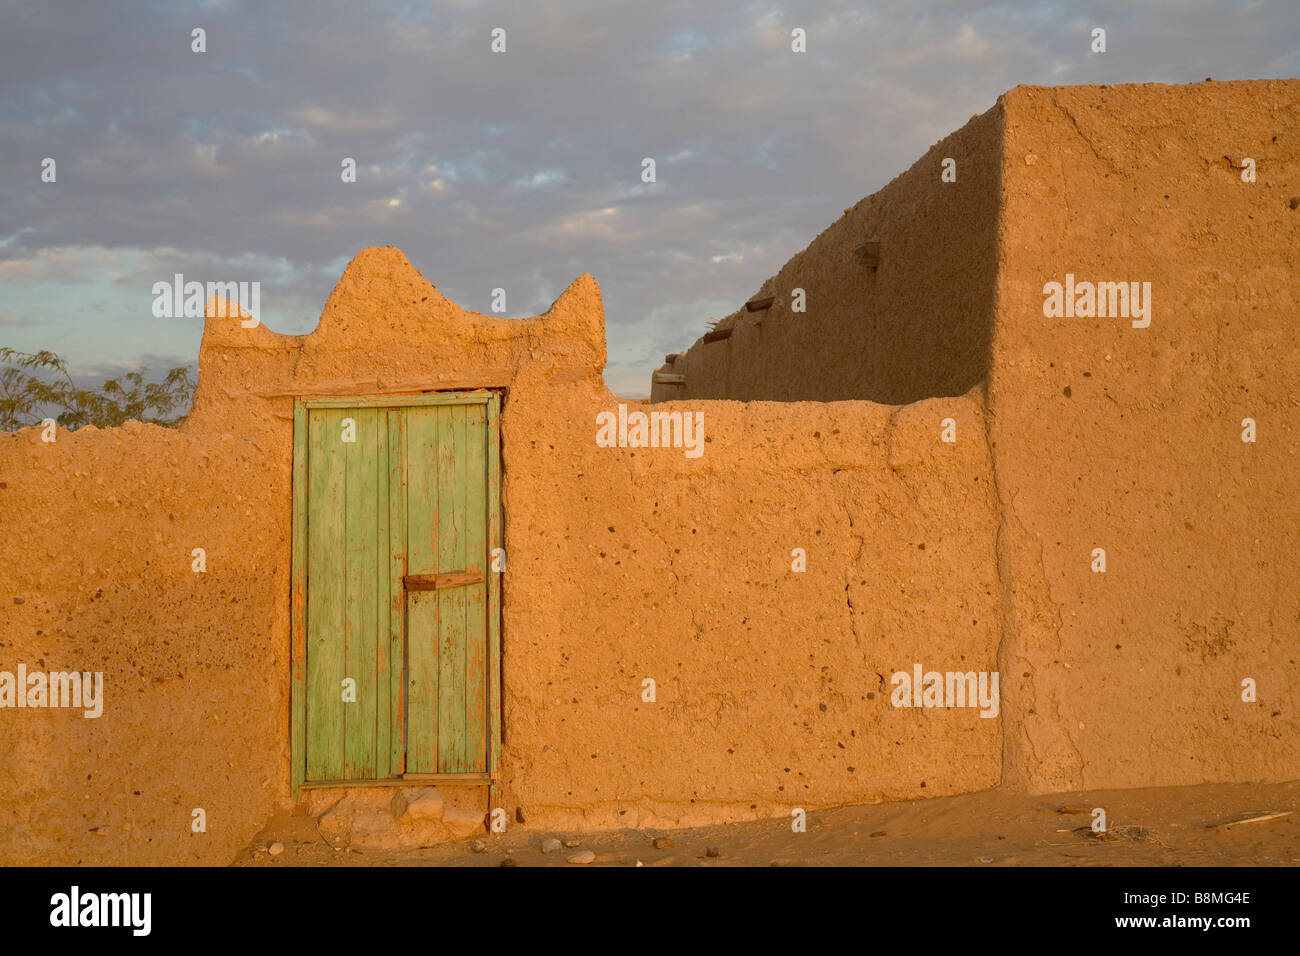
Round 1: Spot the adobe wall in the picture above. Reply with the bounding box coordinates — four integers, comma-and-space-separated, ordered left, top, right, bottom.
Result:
650, 78, 1300, 797
988, 80, 1300, 793
499, 386, 1001, 831
653, 100, 1003, 404
5, 79, 1292, 866
0, 248, 1003, 865
0, 424, 283, 865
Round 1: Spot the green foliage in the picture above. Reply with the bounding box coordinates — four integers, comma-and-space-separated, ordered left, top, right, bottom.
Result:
0, 347, 195, 431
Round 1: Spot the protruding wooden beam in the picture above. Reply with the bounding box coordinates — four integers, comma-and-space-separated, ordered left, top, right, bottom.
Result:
745, 296, 775, 312
653, 372, 686, 385
702, 326, 733, 344
855, 238, 881, 270
403, 570, 485, 591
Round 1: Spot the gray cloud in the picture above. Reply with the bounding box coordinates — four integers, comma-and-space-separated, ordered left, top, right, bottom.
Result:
1, 0, 1296, 395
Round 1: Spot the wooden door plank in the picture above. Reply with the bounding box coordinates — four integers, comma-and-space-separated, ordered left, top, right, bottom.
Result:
437, 404, 469, 772
344, 408, 379, 779
486, 394, 502, 774
387, 409, 407, 776
404, 406, 441, 773
463, 401, 488, 772
306, 408, 347, 781
373, 410, 392, 779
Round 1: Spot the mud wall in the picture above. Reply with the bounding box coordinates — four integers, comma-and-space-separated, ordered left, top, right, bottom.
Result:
5, 79, 1294, 866
988, 80, 1300, 793
0, 424, 284, 866
0, 248, 1003, 865
653, 101, 1003, 405
499, 387, 1001, 831
654, 78, 1300, 797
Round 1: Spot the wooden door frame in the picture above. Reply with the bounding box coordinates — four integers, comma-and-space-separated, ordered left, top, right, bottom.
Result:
290, 391, 503, 800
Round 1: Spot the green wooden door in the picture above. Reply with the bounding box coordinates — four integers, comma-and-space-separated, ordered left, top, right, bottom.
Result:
291, 393, 501, 792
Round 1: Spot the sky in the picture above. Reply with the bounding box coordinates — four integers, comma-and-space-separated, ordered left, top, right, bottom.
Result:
1, 0, 1297, 397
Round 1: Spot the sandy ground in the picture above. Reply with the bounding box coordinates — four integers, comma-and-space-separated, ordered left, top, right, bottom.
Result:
232, 780, 1300, 867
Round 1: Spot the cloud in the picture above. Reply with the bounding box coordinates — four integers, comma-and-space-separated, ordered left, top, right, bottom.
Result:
0, 0, 1296, 396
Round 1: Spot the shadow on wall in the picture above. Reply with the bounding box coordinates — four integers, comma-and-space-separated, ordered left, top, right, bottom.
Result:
652, 101, 1004, 405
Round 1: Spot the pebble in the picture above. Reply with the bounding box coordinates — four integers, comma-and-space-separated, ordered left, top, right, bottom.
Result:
541, 838, 562, 854
563, 839, 580, 848
470, 839, 487, 853
705, 846, 720, 858
268, 843, 284, 857
653, 837, 673, 849
568, 850, 597, 864
499, 858, 518, 867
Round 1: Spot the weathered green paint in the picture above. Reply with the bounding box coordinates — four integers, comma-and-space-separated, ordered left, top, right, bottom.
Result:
404, 405, 441, 772
435, 404, 467, 773
463, 401, 488, 772
292, 392, 499, 794
305, 407, 346, 781
386, 409, 406, 776
374, 409, 392, 779
343, 407, 379, 778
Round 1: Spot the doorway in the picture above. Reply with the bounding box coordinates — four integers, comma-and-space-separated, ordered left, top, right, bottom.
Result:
290, 392, 501, 796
